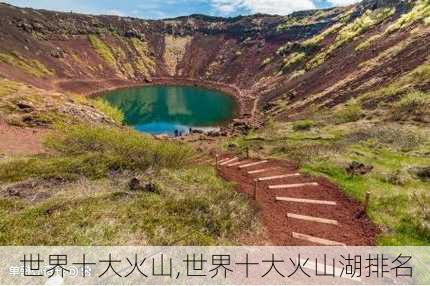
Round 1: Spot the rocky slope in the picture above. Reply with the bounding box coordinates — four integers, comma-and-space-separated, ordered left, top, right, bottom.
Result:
0, 0, 429, 121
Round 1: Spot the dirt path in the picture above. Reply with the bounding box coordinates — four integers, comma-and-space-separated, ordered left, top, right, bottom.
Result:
213, 155, 378, 246
0, 120, 47, 156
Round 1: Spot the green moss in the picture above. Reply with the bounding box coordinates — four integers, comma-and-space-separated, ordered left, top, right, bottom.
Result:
301, 23, 344, 47
0, 80, 21, 97
129, 37, 155, 76
281, 52, 306, 73
292, 119, 315, 131
333, 100, 364, 124
355, 34, 380, 51
0, 52, 53, 77
392, 90, 430, 121
386, 0, 430, 33
359, 60, 430, 110
88, 35, 117, 67
306, 8, 395, 69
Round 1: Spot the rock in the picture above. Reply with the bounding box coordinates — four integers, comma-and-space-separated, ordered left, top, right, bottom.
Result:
17, 21, 33, 32
128, 178, 158, 193
232, 120, 252, 134
32, 22, 44, 32
345, 161, 373, 177
154, 134, 170, 140
409, 166, 430, 182
128, 178, 143, 191
16, 101, 34, 111
51, 47, 65, 58
124, 28, 145, 40
206, 131, 221, 137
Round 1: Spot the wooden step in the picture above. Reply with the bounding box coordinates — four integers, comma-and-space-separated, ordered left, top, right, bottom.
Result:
238, 160, 268, 169
219, 157, 238, 166
269, 182, 319, 189
276, 197, 336, 205
292, 232, 345, 246
287, 213, 338, 225
257, 173, 300, 181
248, 167, 280, 174
217, 157, 231, 164
227, 160, 250, 167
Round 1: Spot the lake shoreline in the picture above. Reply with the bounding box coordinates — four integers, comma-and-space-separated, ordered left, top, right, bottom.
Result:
55, 77, 250, 118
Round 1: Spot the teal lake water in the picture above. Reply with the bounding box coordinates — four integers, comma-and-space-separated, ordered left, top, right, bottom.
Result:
103, 85, 238, 135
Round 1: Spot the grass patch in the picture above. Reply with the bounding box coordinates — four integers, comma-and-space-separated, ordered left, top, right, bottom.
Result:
0, 166, 259, 245
306, 8, 395, 69
386, 0, 430, 34
0, 124, 194, 182
333, 100, 364, 123
281, 52, 306, 73
129, 37, 156, 76
89, 35, 117, 68
92, 98, 124, 124
391, 90, 430, 121
0, 52, 53, 77
292, 119, 315, 131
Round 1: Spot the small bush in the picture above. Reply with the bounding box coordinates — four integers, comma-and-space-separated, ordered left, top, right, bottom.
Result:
334, 101, 363, 124
92, 99, 124, 124
392, 90, 430, 121
292, 120, 315, 131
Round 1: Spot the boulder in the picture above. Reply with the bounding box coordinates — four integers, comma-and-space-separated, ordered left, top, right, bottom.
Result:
16, 101, 34, 111
128, 178, 158, 193
409, 166, 430, 182
345, 161, 373, 177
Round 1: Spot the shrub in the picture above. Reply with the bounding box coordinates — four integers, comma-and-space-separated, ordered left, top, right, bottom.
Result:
392, 90, 430, 121
92, 99, 124, 124
334, 100, 363, 124
0, 124, 195, 182
292, 120, 315, 131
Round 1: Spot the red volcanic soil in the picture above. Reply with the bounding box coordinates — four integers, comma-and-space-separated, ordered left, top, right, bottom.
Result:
217, 157, 379, 246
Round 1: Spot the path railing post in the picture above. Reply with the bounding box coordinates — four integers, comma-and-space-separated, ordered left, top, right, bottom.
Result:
253, 179, 257, 200
364, 192, 370, 213
215, 154, 219, 169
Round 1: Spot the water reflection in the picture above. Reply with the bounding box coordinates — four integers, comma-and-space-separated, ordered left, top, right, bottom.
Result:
103, 85, 237, 135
